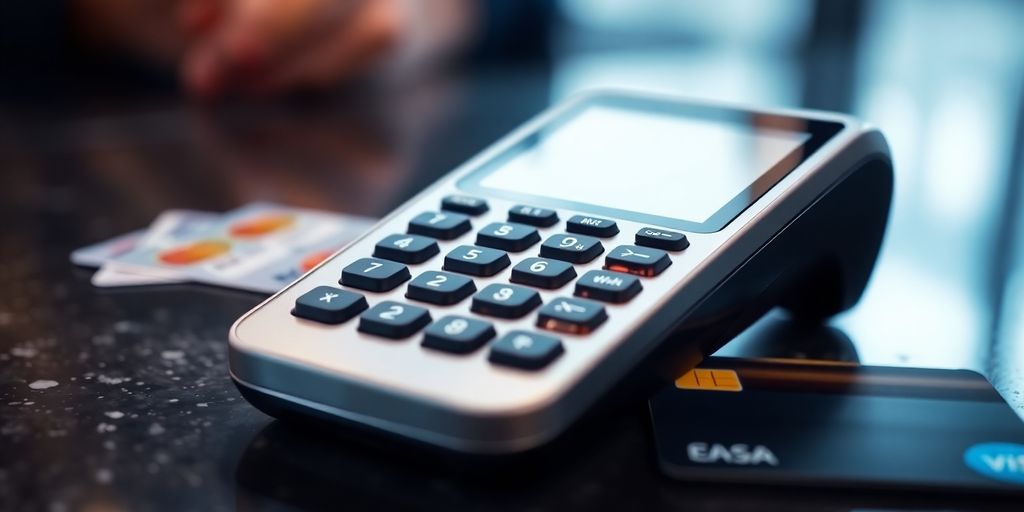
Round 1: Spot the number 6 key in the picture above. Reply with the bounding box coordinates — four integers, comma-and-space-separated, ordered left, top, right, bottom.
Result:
510, 257, 576, 289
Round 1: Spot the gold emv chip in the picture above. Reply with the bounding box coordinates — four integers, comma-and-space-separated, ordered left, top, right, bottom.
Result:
675, 368, 743, 392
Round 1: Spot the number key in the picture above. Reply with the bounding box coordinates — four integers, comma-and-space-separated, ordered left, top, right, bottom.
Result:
540, 234, 604, 263
510, 257, 576, 289
340, 258, 411, 292
443, 245, 511, 276
408, 211, 471, 240
476, 222, 540, 252
421, 316, 495, 354
358, 301, 431, 339
373, 234, 439, 264
471, 283, 541, 318
405, 271, 476, 305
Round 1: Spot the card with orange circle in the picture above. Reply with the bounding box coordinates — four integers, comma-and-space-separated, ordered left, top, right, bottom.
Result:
102, 203, 375, 293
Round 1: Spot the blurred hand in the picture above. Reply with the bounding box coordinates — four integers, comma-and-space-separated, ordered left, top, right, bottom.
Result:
72, 0, 189, 64
179, 0, 476, 99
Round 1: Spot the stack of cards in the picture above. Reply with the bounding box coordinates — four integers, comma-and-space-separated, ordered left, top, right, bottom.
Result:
71, 203, 377, 294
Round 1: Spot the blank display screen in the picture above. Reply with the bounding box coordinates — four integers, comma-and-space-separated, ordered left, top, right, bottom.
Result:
458, 97, 839, 232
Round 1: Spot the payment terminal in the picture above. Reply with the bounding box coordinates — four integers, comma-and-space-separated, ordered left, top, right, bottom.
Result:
229, 91, 893, 454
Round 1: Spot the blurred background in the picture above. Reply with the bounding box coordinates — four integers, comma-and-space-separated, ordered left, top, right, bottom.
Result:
541, 0, 1024, 386
2, 0, 1024, 509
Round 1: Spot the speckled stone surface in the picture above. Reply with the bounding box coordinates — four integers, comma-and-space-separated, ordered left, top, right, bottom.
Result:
0, 268, 268, 510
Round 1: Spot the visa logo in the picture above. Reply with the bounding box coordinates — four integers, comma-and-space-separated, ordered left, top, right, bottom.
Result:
980, 454, 1024, 472
687, 442, 779, 466
964, 442, 1024, 484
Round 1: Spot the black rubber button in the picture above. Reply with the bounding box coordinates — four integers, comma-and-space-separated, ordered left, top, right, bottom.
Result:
566, 215, 619, 238
443, 245, 511, 277
510, 257, 576, 289
488, 331, 563, 370
441, 195, 489, 216
574, 270, 642, 303
470, 283, 541, 319
373, 234, 439, 264
539, 234, 604, 263
405, 271, 476, 305
358, 301, 431, 339
407, 211, 471, 240
604, 245, 672, 277
508, 205, 558, 227
421, 316, 495, 354
476, 222, 540, 252
536, 297, 607, 335
292, 286, 368, 324
340, 258, 411, 292
635, 227, 689, 251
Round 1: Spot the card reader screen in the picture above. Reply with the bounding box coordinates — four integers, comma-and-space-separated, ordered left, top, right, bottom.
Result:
459, 97, 839, 232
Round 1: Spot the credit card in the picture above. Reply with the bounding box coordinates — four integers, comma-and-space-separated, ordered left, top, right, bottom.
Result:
92, 209, 221, 287
111, 202, 376, 294
91, 265, 180, 287
71, 230, 148, 268
650, 357, 1024, 493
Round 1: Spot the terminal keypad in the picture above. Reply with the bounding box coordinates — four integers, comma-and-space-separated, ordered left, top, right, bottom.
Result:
295, 196, 689, 371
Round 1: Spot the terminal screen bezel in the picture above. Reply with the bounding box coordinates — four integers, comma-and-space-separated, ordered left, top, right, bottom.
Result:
457, 94, 846, 233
